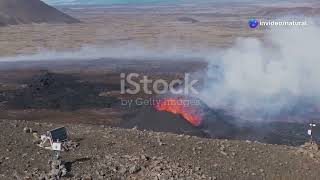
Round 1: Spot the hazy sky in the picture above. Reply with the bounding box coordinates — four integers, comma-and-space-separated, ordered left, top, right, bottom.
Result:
43, 0, 313, 6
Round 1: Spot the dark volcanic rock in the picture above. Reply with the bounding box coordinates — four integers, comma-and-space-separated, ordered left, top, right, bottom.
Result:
121, 107, 209, 137
0, 0, 80, 26
201, 108, 239, 139
120, 101, 320, 146
2, 72, 118, 110
177, 17, 199, 23
120, 99, 240, 139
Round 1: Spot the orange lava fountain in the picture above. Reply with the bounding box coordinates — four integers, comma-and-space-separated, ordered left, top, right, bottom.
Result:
154, 97, 202, 126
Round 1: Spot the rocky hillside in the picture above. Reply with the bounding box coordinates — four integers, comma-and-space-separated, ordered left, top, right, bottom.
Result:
0, 0, 79, 26
1, 119, 320, 180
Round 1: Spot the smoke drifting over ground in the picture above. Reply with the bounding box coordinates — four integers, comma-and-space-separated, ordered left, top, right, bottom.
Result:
200, 23, 320, 121
0, 44, 211, 62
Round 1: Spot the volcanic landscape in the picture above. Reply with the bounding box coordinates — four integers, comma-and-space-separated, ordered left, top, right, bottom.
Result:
1, 1, 320, 179
1, 58, 320, 180
1, 57, 319, 147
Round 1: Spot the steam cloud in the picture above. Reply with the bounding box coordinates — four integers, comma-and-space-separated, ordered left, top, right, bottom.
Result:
200, 22, 320, 120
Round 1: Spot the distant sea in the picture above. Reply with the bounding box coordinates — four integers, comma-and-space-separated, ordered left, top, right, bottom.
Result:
42, 0, 314, 6
42, 0, 179, 6
45, 0, 262, 6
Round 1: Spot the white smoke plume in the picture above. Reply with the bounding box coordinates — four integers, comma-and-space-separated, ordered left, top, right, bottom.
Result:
200, 22, 320, 120
0, 44, 211, 62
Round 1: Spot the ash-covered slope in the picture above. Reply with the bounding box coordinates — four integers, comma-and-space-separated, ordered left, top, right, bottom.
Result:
0, 0, 80, 26
2, 119, 320, 180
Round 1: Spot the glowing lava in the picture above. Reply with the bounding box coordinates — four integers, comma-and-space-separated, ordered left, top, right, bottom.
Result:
154, 97, 202, 126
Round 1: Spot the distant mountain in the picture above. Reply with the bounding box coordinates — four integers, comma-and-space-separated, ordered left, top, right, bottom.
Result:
0, 0, 80, 26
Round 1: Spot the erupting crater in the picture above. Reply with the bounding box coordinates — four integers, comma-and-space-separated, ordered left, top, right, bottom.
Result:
154, 97, 203, 126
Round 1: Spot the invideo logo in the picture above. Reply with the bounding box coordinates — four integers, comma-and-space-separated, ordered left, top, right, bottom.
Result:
248, 18, 259, 28
248, 18, 308, 29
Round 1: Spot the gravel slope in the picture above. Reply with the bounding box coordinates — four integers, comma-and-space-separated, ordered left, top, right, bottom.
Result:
1, 119, 320, 180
